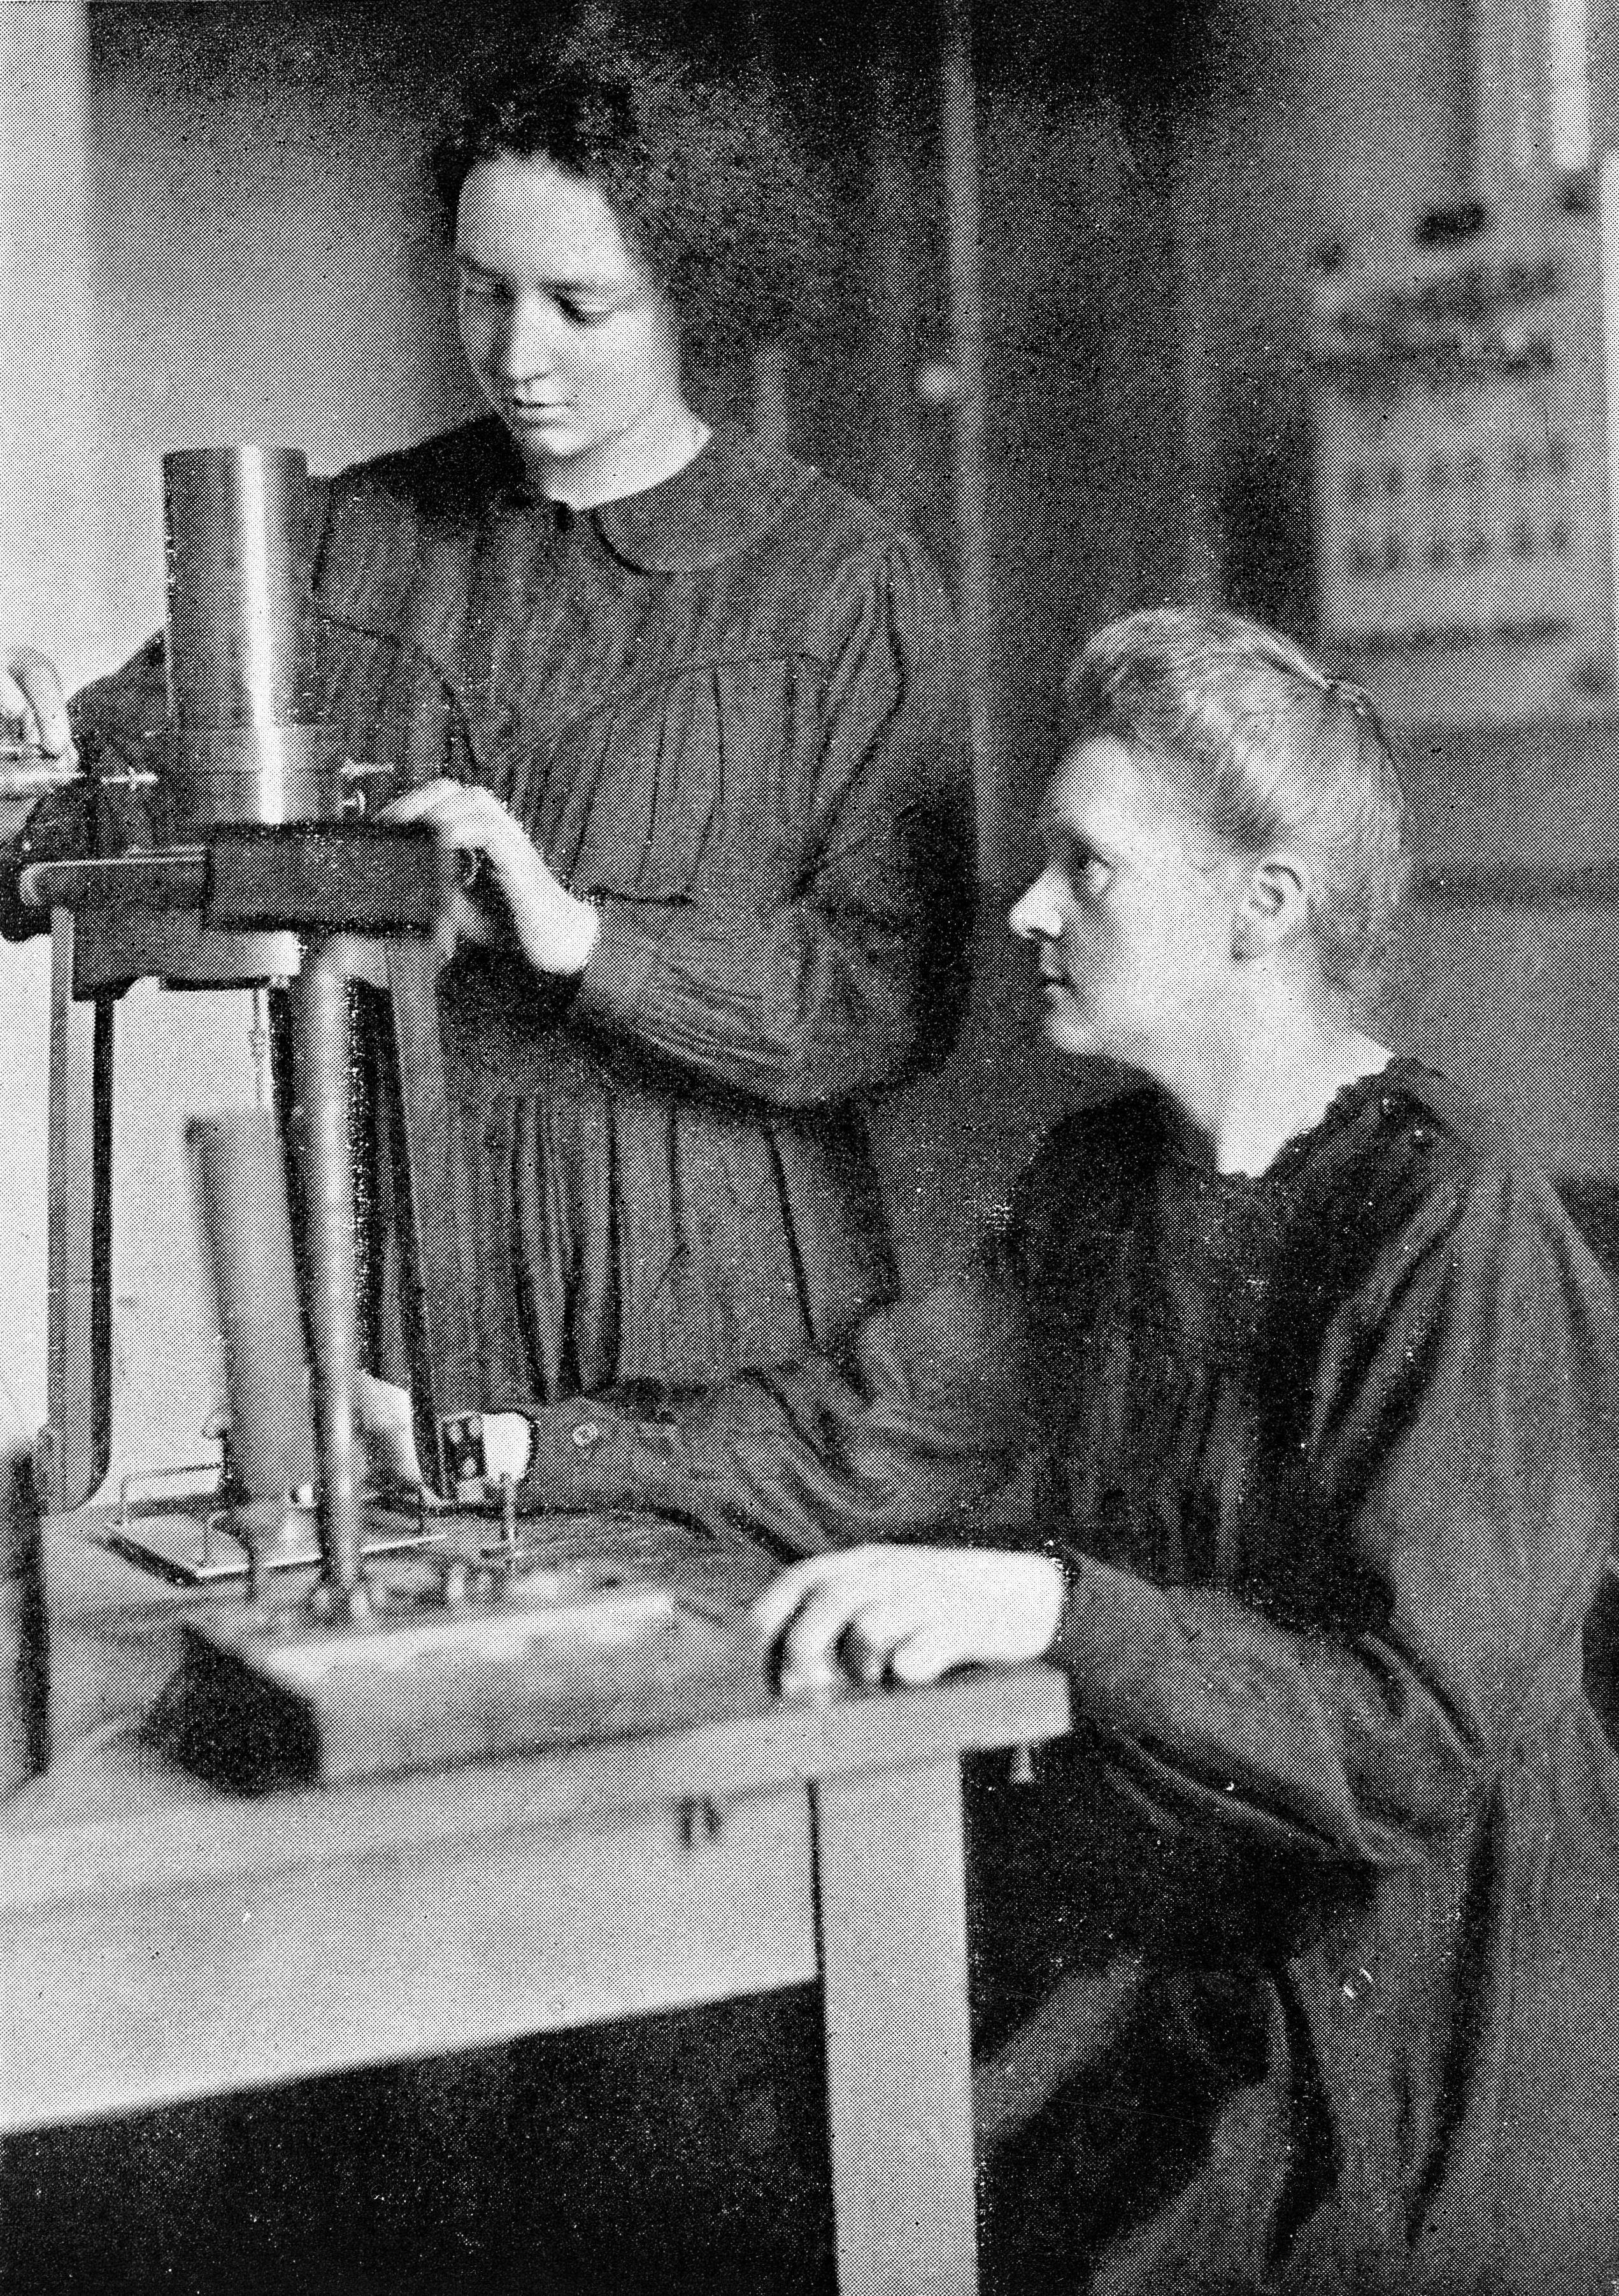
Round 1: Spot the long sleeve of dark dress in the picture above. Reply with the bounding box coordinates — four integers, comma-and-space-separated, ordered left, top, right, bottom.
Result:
525, 1067, 1614, 1849
567, 520, 968, 1109
1036, 1119, 1616, 1871
342, 424, 974, 1402
522, 1063, 1619, 2292
25, 420, 974, 1407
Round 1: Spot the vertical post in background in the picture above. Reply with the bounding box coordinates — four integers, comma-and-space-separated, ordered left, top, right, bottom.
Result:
1594, 152, 1619, 668
747, 6, 791, 455
1545, 0, 1594, 181
938, 0, 994, 880
39, 939, 112, 1516
1170, 94, 1227, 614
1444, 0, 1483, 203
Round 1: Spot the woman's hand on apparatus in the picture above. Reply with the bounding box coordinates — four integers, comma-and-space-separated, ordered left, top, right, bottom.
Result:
750, 1543, 1066, 1700
354, 1375, 531, 1496
380, 780, 601, 977
1, 648, 74, 760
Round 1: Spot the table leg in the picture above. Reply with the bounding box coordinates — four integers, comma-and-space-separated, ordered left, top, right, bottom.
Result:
813, 1756, 978, 2296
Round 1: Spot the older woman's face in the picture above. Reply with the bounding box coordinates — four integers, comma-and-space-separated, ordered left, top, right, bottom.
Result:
456, 154, 688, 502
1009, 737, 1246, 1088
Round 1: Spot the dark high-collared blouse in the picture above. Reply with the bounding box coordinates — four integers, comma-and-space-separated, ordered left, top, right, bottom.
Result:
56, 419, 974, 1407
520, 1059, 1619, 2293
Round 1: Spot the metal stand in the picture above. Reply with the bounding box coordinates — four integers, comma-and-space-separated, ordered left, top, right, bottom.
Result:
37, 912, 113, 1517
30, 447, 454, 1594
29, 822, 457, 1600
289, 942, 365, 1602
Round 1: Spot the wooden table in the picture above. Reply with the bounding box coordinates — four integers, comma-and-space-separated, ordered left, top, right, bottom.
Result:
0, 1512, 1069, 2296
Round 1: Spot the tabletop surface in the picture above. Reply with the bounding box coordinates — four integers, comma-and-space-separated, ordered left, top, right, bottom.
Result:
3, 1505, 1071, 1913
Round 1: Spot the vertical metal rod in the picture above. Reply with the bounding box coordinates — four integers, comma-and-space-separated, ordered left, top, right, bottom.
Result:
938, 0, 994, 878
40, 913, 113, 1515
1595, 154, 1619, 664
289, 941, 362, 1595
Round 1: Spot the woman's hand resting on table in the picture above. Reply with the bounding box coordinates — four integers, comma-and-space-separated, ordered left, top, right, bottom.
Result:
749, 1544, 1067, 1698
354, 1380, 1065, 1686
381, 781, 601, 977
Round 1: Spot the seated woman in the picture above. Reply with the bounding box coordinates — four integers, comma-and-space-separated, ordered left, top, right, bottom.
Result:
511, 607, 1619, 2294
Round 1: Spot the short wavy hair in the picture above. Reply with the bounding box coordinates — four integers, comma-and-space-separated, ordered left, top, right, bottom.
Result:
432, 11, 822, 372
1064, 608, 1411, 1000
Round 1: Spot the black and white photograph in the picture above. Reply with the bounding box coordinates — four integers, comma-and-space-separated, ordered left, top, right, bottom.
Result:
3, 3, 1618, 2290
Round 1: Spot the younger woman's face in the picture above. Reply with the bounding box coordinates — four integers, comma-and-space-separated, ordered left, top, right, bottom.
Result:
455, 153, 691, 503
1009, 736, 1249, 1089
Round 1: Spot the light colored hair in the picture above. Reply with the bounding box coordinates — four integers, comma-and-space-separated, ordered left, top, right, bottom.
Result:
1064, 608, 1410, 998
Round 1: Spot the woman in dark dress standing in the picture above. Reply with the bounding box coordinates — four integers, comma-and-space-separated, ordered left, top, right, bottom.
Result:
518, 608, 1619, 2293
0, 22, 969, 2285
2, 16, 972, 1481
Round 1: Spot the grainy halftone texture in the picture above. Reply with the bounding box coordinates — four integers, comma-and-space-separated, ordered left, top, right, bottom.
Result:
15, 4, 1619, 2295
